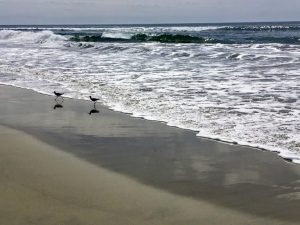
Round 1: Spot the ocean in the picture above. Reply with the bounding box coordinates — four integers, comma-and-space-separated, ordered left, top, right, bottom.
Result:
0, 22, 299, 163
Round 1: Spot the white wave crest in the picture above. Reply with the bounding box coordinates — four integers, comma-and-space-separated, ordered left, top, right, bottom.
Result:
101, 31, 132, 39
0, 30, 66, 44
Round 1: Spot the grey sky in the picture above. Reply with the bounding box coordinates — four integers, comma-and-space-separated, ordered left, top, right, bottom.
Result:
0, 0, 299, 24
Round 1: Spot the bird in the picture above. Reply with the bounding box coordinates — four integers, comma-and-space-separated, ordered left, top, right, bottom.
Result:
89, 96, 99, 104
54, 91, 64, 98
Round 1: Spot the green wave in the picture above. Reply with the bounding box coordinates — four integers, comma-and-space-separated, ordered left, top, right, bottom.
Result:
69, 33, 216, 44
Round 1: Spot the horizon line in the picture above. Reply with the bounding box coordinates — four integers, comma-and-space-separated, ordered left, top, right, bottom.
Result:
0, 20, 299, 26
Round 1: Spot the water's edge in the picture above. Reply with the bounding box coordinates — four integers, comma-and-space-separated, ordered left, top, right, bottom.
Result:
1, 82, 298, 165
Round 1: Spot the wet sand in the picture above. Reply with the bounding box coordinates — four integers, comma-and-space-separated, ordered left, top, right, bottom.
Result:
0, 85, 300, 224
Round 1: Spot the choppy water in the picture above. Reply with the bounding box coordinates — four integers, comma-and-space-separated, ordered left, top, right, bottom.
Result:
0, 22, 299, 163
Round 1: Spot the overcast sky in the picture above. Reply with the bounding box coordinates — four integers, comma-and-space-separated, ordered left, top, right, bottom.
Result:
0, 0, 299, 24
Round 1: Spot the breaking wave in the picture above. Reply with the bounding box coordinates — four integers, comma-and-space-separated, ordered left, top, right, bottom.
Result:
0, 30, 66, 43
1, 24, 300, 45
69, 33, 216, 44
68, 33, 300, 44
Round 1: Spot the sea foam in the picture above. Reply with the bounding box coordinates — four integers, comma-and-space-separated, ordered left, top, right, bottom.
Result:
0, 24, 300, 164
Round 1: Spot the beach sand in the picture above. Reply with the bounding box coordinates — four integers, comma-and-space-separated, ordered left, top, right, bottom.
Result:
0, 85, 300, 225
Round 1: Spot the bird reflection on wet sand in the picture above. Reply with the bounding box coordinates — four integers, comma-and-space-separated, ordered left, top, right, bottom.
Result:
53, 98, 64, 110
89, 105, 99, 115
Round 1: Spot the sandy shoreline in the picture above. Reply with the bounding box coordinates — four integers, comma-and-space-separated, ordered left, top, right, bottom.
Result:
0, 84, 300, 224
1, 124, 293, 225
